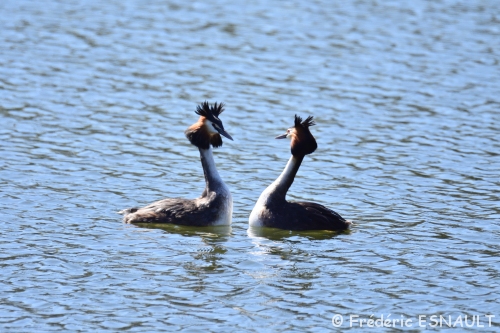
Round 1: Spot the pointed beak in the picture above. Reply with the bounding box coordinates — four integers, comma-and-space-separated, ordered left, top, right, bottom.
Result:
218, 128, 233, 141
275, 133, 288, 139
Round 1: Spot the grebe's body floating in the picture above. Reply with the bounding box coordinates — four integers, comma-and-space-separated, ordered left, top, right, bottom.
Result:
249, 115, 351, 231
119, 102, 233, 226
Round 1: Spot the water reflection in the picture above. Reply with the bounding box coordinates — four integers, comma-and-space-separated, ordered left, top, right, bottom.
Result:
128, 223, 232, 277
130, 223, 232, 240
246, 226, 351, 267
247, 226, 350, 241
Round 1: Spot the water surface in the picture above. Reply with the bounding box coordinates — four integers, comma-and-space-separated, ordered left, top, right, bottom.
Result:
1, 0, 500, 331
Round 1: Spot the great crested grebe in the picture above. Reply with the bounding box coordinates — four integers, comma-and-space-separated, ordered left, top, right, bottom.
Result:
119, 101, 233, 226
249, 115, 351, 231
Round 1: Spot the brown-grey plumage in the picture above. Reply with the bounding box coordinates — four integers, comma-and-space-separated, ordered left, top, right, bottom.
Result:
119, 193, 229, 226
249, 115, 351, 231
119, 101, 233, 226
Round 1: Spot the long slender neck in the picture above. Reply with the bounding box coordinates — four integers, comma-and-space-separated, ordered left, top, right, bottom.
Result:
267, 155, 304, 201
199, 147, 224, 192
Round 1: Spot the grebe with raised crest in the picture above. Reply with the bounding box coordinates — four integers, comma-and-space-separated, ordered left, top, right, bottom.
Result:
249, 115, 351, 231
119, 101, 233, 226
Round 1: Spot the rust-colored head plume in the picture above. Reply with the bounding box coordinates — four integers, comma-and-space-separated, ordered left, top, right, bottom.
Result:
185, 101, 233, 149
276, 114, 317, 156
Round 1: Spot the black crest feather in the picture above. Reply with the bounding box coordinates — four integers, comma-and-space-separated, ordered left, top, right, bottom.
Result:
195, 101, 224, 119
294, 114, 315, 128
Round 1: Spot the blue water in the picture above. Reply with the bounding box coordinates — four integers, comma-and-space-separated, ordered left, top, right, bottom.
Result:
1, 0, 500, 331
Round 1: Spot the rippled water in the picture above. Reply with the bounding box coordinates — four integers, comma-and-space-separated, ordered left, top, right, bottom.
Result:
1, 0, 500, 331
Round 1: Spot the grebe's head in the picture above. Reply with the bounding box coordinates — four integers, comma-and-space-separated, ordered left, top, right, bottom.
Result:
185, 101, 233, 149
276, 115, 317, 156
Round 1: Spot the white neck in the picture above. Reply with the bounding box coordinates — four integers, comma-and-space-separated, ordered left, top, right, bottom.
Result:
259, 155, 303, 204
249, 155, 303, 226
199, 146, 232, 225
199, 147, 224, 191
